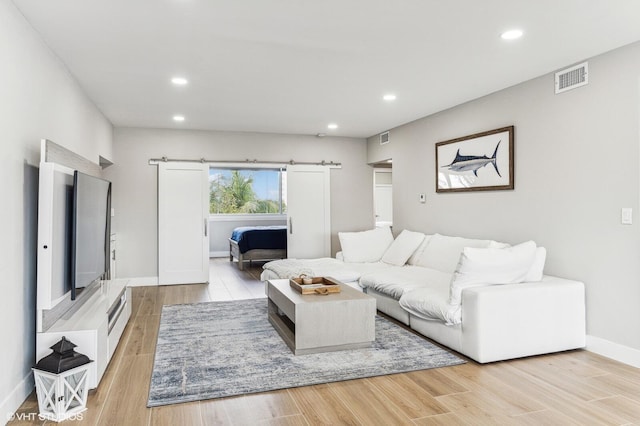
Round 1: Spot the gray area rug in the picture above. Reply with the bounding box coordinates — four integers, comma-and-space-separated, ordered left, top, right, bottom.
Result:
148, 298, 465, 407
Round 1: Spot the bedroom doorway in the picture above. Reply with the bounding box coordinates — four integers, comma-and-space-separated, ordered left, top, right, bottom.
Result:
207, 163, 332, 261
374, 165, 392, 228
208, 166, 287, 258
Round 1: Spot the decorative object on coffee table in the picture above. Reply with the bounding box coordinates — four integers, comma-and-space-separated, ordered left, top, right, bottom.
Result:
289, 275, 341, 294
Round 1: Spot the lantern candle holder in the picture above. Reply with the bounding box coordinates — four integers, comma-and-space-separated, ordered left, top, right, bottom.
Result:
32, 337, 93, 422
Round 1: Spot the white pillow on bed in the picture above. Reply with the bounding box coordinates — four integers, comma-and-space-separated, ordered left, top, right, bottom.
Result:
381, 230, 425, 266
449, 240, 538, 306
338, 226, 394, 263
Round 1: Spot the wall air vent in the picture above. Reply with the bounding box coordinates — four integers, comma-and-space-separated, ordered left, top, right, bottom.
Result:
380, 131, 390, 145
555, 62, 588, 94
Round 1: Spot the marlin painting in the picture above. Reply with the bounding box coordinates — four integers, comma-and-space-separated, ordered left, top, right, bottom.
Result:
442, 141, 501, 177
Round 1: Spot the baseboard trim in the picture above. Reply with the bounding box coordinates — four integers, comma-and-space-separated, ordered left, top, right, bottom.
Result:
1, 372, 33, 422
586, 335, 640, 368
210, 251, 229, 258
124, 276, 158, 287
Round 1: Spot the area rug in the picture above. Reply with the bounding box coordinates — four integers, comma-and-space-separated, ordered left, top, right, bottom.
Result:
147, 298, 465, 407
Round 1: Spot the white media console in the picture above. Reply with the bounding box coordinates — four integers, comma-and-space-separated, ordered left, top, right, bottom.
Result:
36, 142, 131, 390
36, 279, 131, 389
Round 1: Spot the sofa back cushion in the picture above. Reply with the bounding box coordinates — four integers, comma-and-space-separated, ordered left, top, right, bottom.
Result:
338, 226, 394, 263
407, 234, 433, 266
416, 234, 492, 273
524, 247, 546, 281
381, 230, 426, 266
449, 240, 538, 305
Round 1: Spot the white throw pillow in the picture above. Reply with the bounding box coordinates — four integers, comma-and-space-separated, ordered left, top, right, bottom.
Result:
487, 241, 545, 281
417, 234, 493, 273
488, 240, 510, 249
407, 234, 433, 265
449, 240, 538, 306
381, 230, 426, 266
338, 227, 394, 263
524, 247, 546, 282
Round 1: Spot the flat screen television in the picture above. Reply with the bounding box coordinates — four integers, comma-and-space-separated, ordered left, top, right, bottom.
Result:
71, 171, 111, 300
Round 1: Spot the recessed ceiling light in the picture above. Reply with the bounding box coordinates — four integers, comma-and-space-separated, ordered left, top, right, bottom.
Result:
173, 115, 185, 122
171, 77, 188, 85
501, 29, 523, 40
327, 123, 338, 130
383, 94, 396, 101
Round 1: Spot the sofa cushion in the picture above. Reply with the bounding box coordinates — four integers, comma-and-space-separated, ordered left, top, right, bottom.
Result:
449, 240, 538, 306
399, 285, 460, 325
338, 226, 394, 263
360, 265, 450, 300
381, 230, 425, 266
524, 247, 546, 282
485, 241, 545, 281
488, 240, 511, 249
416, 234, 493, 273
407, 234, 433, 265
261, 257, 392, 284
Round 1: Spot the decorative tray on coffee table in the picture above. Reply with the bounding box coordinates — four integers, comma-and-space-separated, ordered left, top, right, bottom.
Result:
289, 276, 342, 295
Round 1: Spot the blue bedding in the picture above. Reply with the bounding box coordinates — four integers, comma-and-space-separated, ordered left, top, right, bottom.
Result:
230, 226, 287, 254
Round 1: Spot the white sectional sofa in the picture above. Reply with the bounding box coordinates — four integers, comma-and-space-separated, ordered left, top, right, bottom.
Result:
261, 227, 586, 363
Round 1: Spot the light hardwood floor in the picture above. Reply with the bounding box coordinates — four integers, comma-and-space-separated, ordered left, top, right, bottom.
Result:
12, 258, 640, 425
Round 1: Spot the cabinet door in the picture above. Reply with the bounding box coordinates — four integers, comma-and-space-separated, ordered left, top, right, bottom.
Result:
158, 162, 209, 285
286, 165, 331, 259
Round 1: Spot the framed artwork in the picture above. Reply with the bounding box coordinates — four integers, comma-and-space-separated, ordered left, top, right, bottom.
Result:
436, 125, 514, 193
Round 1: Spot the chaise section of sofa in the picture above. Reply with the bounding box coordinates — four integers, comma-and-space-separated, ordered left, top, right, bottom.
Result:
405, 276, 586, 363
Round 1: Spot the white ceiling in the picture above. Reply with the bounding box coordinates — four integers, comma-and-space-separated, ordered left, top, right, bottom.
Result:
12, 0, 640, 138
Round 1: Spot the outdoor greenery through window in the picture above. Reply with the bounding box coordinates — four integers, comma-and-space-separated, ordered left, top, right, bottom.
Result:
209, 168, 287, 214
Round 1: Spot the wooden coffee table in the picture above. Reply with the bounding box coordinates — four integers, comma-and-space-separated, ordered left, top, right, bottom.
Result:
267, 279, 376, 355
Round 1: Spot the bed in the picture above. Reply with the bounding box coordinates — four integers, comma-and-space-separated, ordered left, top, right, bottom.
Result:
229, 225, 287, 270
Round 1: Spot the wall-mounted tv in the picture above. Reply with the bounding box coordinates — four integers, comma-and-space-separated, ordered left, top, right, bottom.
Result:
71, 171, 111, 300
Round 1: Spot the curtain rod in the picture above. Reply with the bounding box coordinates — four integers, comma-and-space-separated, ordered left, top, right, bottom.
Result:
148, 157, 342, 167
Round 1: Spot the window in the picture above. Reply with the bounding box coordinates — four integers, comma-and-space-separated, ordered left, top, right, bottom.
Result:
209, 168, 287, 214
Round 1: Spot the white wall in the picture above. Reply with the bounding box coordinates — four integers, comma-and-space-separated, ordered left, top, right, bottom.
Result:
368, 41, 640, 361
105, 128, 372, 280
0, 0, 113, 417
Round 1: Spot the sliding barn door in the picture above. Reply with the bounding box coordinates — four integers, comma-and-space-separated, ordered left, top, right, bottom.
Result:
286, 165, 331, 259
158, 162, 209, 285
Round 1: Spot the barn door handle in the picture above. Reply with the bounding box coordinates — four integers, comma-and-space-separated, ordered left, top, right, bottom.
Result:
289, 217, 293, 234
204, 218, 208, 237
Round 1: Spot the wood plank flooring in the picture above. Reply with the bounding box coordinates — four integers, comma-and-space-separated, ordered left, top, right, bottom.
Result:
11, 258, 640, 425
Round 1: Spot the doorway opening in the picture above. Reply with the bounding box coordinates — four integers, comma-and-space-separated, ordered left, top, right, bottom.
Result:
373, 161, 392, 228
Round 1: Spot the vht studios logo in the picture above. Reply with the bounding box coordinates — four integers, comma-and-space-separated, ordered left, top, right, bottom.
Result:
7, 412, 85, 421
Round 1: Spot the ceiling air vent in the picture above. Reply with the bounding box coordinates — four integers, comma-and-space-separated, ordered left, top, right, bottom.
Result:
380, 131, 390, 145
555, 62, 588, 94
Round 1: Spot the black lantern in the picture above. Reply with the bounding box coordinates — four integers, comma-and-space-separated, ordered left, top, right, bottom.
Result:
34, 336, 92, 373
33, 337, 93, 421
